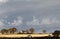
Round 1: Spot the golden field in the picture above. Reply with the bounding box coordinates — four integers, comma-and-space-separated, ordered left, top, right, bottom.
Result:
0, 34, 53, 38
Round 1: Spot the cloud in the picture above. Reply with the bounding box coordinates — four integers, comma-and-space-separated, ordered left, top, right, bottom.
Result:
0, 0, 60, 32
10, 16, 23, 26
0, 19, 6, 29
0, 20, 4, 26
0, 0, 8, 3
0, 0, 60, 17
41, 18, 51, 25
40, 17, 60, 25
26, 0, 32, 2
26, 16, 40, 26
26, 16, 60, 26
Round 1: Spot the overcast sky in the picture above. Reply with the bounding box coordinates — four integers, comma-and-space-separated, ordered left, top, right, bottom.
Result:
0, 0, 60, 33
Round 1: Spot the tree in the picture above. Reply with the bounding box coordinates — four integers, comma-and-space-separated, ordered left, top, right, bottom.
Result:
29, 28, 34, 34
52, 30, 60, 37
42, 29, 46, 33
26, 29, 29, 34
0, 29, 8, 34
9, 27, 17, 34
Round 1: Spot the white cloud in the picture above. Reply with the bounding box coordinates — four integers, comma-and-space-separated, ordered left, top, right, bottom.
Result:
27, 16, 40, 26
40, 17, 60, 25
0, 19, 5, 26
11, 16, 23, 26
0, 0, 8, 3
41, 18, 51, 25
26, 16, 60, 26
0, 21, 4, 26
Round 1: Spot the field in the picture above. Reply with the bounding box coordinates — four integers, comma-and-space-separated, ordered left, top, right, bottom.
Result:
0, 37, 60, 39
0, 34, 50, 38
0, 34, 59, 39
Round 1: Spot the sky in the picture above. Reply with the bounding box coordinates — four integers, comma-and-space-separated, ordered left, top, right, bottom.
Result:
0, 0, 60, 33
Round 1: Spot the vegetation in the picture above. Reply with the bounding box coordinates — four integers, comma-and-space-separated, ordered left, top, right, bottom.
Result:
0, 27, 35, 34
0, 29, 8, 34
8, 27, 17, 34
52, 30, 60, 37
0, 27, 60, 38
29, 28, 34, 34
42, 29, 46, 33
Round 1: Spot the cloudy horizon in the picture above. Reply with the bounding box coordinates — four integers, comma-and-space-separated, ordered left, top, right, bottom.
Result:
0, 0, 60, 33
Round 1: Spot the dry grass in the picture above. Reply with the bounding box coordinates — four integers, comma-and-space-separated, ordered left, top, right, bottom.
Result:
0, 34, 51, 38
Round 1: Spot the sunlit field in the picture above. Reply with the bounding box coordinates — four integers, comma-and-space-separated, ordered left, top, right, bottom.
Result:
0, 34, 49, 37
0, 34, 59, 39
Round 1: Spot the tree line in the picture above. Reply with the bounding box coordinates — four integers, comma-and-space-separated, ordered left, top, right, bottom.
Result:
0, 27, 60, 37
0, 27, 34, 34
